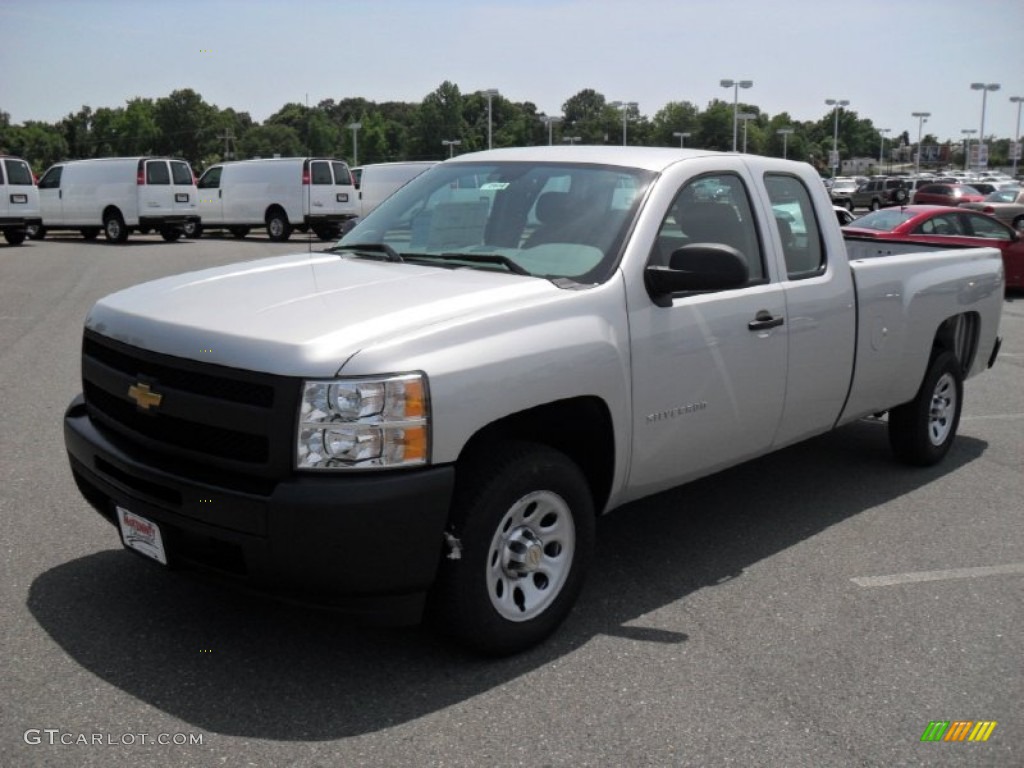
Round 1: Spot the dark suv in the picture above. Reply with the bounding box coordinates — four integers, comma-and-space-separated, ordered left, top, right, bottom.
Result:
849, 178, 909, 210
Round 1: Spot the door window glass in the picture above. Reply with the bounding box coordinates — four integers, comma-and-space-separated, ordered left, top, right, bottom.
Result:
331, 162, 352, 185
310, 161, 332, 185
963, 213, 1011, 240
4, 159, 33, 185
197, 167, 222, 189
146, 161, 170, 185
170, 161, 193, 185
914, 214, 962, 236
38, 166, 63, 189
764, 173, 825, 278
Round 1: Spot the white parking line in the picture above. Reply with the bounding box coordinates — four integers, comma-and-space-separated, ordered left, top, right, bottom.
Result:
852, 563, 1024, 588
961, 413, 1024, 421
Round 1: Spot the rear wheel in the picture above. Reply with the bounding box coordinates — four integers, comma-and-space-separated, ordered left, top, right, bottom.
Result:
430, 442, 594, 656
160, 228, 182, 242
183, 220, 201, 239
266, 209, 291, 242
229, 226, 250, 239
103, 211, 128, 243
28, 224, 45, 240
870, 199, 881, 211
888, 351, 963, 466
313, 225, 339, 241
80, 228, 100, 240
843, 199, 854, 211
4, 229, 26, 245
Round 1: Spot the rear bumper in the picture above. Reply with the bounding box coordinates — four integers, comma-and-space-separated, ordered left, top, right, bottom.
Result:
139, 215, 200, 231
0, 216, 42, 228
64, 395, 455, 623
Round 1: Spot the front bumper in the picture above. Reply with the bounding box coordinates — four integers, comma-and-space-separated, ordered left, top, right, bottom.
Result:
64, 395, 455, 623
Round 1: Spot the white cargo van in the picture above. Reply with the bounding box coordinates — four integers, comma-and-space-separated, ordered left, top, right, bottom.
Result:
352, 161, 437, 217
1, 155, 42, 245
36, 157, 199, 243
196, 157, 357, 241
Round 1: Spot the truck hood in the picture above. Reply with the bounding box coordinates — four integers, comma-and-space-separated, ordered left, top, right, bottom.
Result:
86, 252, 559, 377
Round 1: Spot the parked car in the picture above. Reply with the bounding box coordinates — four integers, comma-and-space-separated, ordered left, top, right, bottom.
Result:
958, 187, 1024, 230
36, 157, 199, 243
842, 204, 1023, 289
0, 155, 42, 245
829, 178, 859, 210
903, 178, 938, 203
911, 183, 985, 207
834, 205, 856, 226
64, 147, 1004, 654
196, 157, 357, 241
849, 177, 909, 210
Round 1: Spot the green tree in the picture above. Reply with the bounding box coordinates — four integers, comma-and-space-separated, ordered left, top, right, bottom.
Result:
651, 101, 700, 147
411, 81, 468, 159
154, 88, 215, 163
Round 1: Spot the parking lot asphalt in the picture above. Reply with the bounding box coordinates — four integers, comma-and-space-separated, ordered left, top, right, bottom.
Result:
2, 233, 1022, 767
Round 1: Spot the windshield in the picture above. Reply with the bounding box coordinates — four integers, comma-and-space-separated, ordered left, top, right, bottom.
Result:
985, 188, 1021, 203
845, 209, 916, 232
336, 161, 655, 284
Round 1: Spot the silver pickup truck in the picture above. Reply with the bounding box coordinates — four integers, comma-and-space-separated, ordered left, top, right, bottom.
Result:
64, 147, 1004, 654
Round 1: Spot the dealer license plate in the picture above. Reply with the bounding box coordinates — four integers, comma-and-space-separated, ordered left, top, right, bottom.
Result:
116, 507, 167, 565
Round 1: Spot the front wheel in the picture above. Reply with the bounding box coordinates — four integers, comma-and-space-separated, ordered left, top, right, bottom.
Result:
430, 442, 594, 655
103, 212, 128, 243
888, 351, 963, 466
843, 199, 854, 211
266, 210, 291, 242
870, 199, 881, 211
28, 224, 45, 240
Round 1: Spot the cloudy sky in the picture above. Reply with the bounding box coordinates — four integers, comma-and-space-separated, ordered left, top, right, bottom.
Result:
3, 0, 1022, 143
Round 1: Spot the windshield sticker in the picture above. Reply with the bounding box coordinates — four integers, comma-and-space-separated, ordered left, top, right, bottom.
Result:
480, 182, 510, 191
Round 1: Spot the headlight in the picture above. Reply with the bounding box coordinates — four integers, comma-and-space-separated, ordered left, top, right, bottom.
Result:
297, 373, 429, 470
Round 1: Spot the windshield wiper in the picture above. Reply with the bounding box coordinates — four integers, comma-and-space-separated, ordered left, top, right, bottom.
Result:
325, 242, 403, 263
405, 252, 532, 276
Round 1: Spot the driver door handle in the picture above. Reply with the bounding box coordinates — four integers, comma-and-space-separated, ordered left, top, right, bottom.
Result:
748, 310, 784, 331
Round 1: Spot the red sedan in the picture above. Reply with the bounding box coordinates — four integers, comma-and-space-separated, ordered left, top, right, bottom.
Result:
842, 205, 1023, 289
911, 183, 986, 206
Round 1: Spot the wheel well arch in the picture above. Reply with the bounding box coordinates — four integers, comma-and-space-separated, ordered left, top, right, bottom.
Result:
932, 312, 980, 375
455, 396, 616, 515
264, 204, 287, 222
102, 205, 123, 222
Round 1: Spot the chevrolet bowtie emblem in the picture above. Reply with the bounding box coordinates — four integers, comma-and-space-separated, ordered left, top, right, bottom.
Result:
128, 382, 163, 410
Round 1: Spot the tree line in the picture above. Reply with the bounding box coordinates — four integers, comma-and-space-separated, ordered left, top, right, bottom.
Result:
1, 82, 1018, 176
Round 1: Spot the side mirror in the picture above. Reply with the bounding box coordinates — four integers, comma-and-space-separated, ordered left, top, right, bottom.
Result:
645, 244, 750, 304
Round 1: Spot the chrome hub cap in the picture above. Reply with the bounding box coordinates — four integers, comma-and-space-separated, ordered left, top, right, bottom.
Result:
487, 490, 575, 622
928, 372, 957, 446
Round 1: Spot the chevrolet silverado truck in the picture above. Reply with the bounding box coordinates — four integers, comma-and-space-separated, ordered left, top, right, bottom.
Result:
64, 147, 1004, 655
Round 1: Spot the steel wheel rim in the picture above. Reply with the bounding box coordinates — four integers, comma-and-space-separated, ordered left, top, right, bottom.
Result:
928, 372, 957, 446
487, 490, 575, 622
269, 218, 283, 237
107, 219, 121, 239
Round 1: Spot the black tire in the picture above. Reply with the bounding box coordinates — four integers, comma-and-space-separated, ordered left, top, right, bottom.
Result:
138, 226, 152, 235
229, 226, 250, 239
103, 212, 128, 243
160, 228, 182, 242
266, 209, 291, 242
183, 220, 201, 239
313, 225, 338, 241
893, 188, 908, 204
888, 351, 963, 466
80, 228, 100, 240
4, 229, 26, 245
429, 442, 594, 656
870, 199, 881, 211
28, 224, 45, 240
843, 199, 854, 211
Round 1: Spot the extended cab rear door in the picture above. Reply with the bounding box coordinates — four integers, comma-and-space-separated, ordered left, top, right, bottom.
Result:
625, 159, 788, 497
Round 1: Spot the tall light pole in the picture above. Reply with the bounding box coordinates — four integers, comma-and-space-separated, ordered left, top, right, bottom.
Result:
441, 139, 461, 158
720, 79, 753, 152
825, 98, 850, 177
911, 111, 930, 176
484, 88, 500, 149
1010, 95, 1023, 176
738, 112, 756, 153
878, 128, 890, 172
961, 129, 977, 172
347, 122, 362, 167
776, 127, 794, 159
673, 131, 691, 148
540, 115, 561, 146
970, 83, 999, 170
609, 101, 638, 145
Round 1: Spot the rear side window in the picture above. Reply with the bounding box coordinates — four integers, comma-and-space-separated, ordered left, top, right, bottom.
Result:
38, 166, 63, 189
963, 212, 1011, 240
4, 159, 33, 185
332, 162, 352, 185
310, 161, 332, 185
764, 173, 825, 279
170, 161, 193, 185
146, 161, 170, 185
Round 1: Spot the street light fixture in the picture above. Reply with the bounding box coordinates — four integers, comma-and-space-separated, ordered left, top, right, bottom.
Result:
776, 127, 794, 159
738, 112, 757, 154
609, 101, 638, 146
347, 122, 362, 166
825, 98, 850, 177
672, 131, 692, 148
878, 128, 890, 172
540, 115, 562, 146
484, 89, 500, 149
720, 79, 753, 152
911, 111, 930, 176
970, 83, 999, 170
441, 139, 462, 158
961, 129, 977, 172
562, 136, 582, 145
1010, 96, 1023, 176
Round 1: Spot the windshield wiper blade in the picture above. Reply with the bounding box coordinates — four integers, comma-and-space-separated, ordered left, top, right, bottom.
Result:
326, 242, 403, 262
411, 251, 531, 276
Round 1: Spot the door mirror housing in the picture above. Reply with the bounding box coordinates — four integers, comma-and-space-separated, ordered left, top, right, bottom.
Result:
645, 244, 750, 304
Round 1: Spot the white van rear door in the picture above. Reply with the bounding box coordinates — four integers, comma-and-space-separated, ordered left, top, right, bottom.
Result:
169, 160, 197, 217
306, 160, 336, 216
139, 159, 174, 217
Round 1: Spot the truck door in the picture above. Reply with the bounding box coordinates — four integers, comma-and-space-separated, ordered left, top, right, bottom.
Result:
627, 168, 788, 497
37, 165, 64, 225
197, 166, 224, 224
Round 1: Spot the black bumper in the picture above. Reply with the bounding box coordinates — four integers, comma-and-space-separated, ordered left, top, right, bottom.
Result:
139, 215, 200, 231
64, 395, 455, 623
